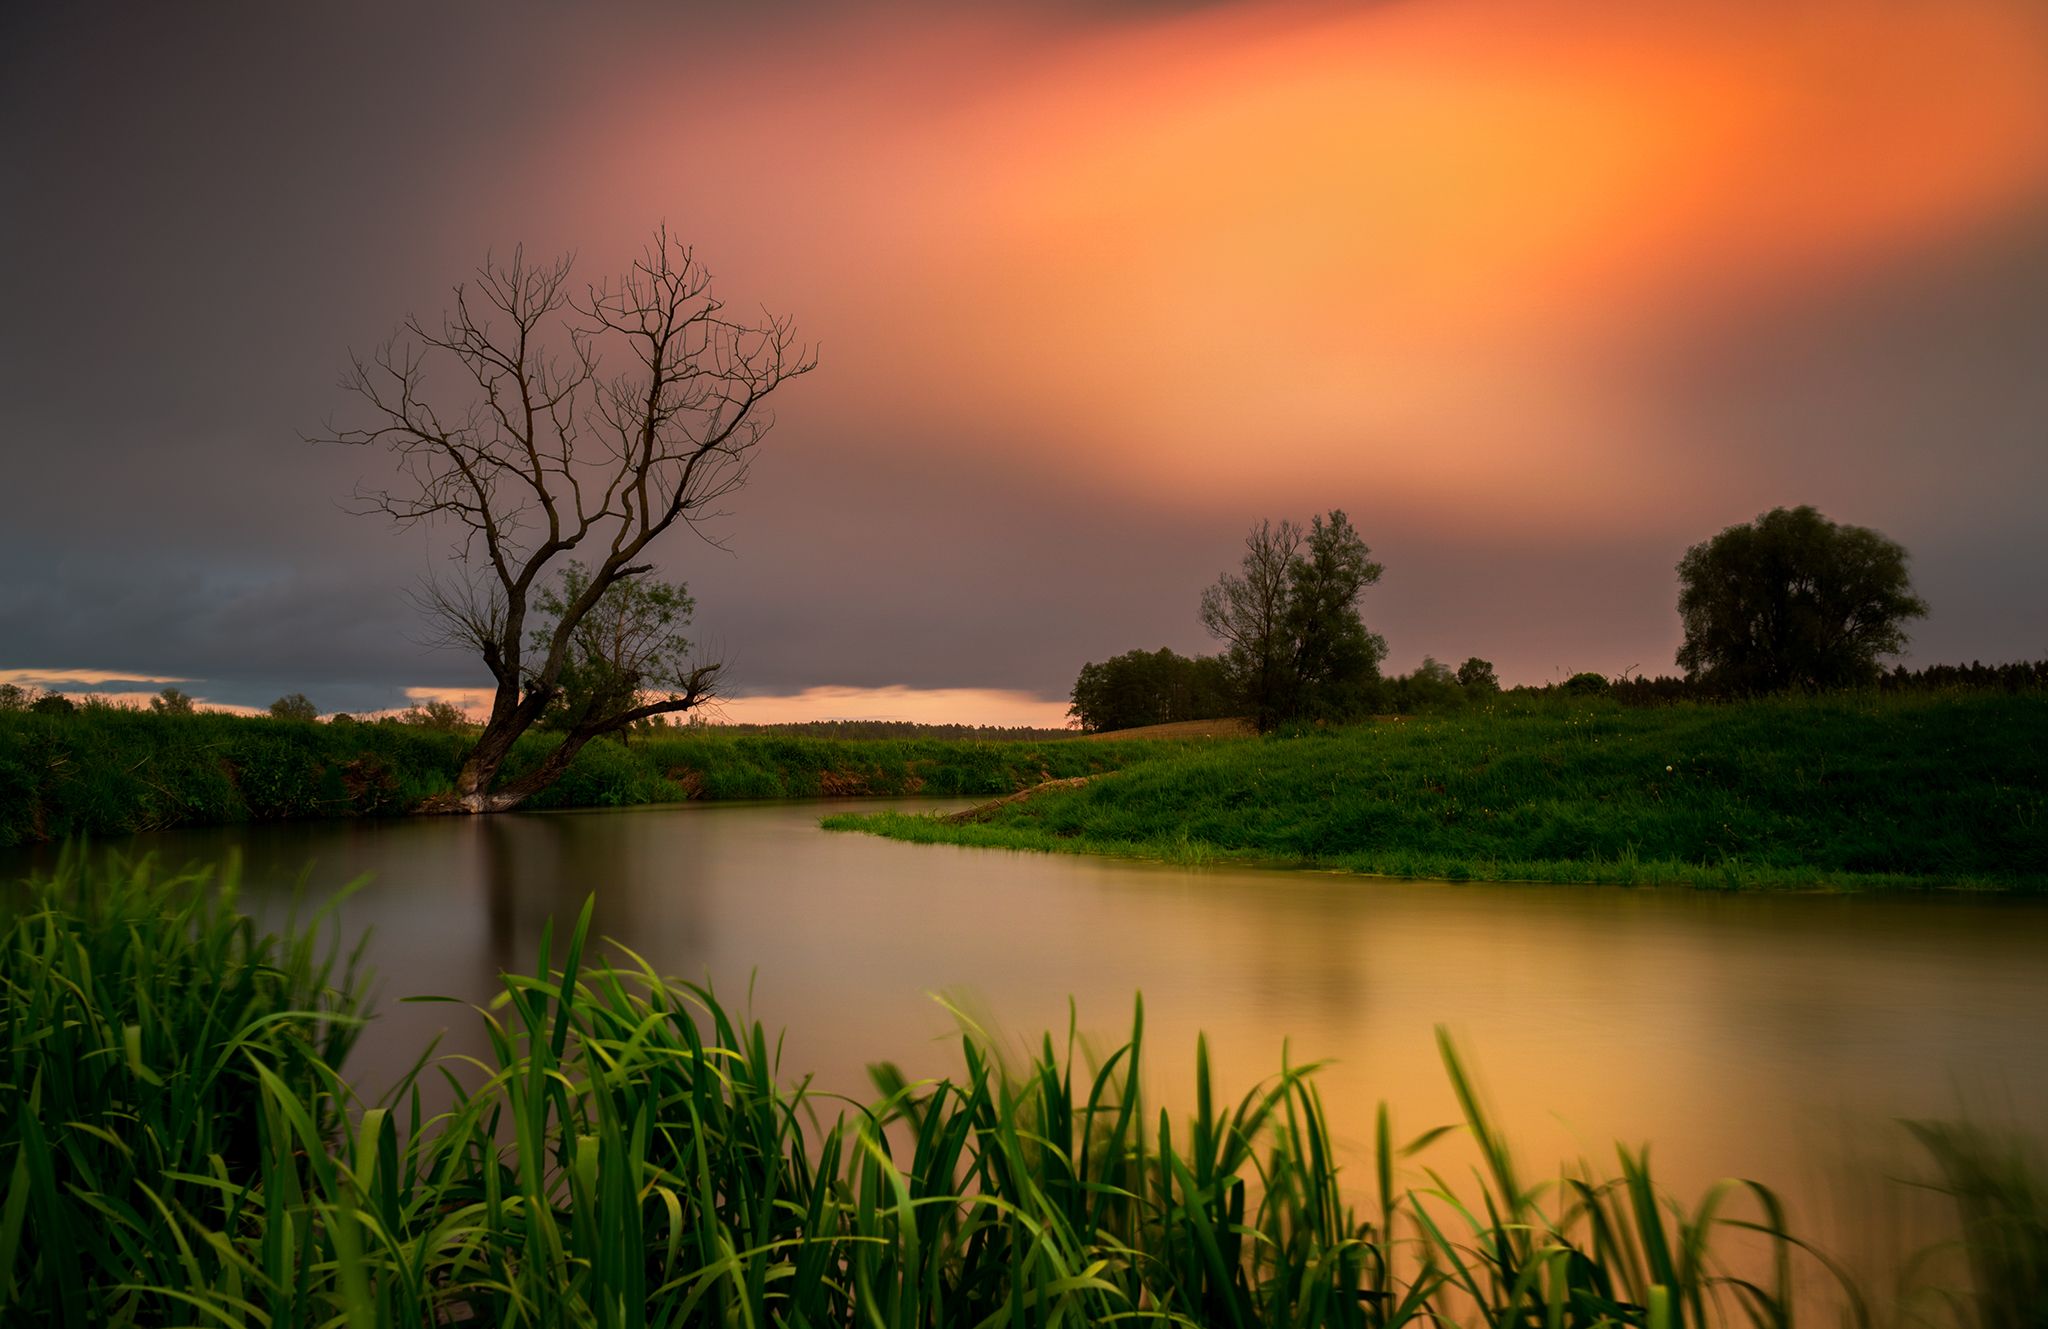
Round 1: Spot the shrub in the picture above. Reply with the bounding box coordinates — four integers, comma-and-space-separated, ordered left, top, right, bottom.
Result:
522, 736, 679, 808
1457, 656, 1500, 691
268, 692, 318, 722
149, 687, 195, 715
1387, 655, 1466, 711
397, 698, 471, 731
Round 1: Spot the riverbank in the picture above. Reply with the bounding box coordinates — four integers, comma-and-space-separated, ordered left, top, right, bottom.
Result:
7, 853, 2039, 1324
828, 691, 2048, 890
0, 708, 1171, 847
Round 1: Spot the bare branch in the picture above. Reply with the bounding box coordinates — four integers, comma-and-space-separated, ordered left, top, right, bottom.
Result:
312, 227, 813, 811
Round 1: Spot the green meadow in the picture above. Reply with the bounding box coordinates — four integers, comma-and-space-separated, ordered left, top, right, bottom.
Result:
830, 691, 2048, 891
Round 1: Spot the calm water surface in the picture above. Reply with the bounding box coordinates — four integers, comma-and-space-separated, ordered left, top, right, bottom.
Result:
15, 798, 2048, 1268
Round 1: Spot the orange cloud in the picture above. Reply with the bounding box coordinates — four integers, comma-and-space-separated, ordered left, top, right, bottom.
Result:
0, 668, 193, 686
958, 0, 2048, 325
393, 686, 1069, 728
881, 0, 2048, 510
397, 686, 494, 720
535, 0, 2048, 529
715, 686, 1070, 728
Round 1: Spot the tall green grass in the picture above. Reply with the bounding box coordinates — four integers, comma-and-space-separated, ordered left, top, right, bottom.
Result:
0, 852, 368, 1323
523, 730, 1170, 807
5, 854, 2039, 1324
0, 707, 1171, 847
830, 691, 2048, 890
1900, 1122, 2048, 1329
0, 709, 470, 845
0, 855, 1820, 1325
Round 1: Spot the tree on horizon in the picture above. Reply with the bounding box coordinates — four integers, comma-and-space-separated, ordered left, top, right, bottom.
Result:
1676, 505, 1927, 693
1200, 510, 1386, 730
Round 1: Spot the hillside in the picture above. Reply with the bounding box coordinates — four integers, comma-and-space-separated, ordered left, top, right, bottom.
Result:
828, 692, 2048, 890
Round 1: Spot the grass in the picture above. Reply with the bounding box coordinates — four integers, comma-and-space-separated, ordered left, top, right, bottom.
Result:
827, 691, 2048, 891
0, 708, 467, 845
1901, 1121, 2048, 1328
31, 852, 2039, 1325
553, 730, 1170, 806
0, 707, 1172, 847
0, 851, 369, 1323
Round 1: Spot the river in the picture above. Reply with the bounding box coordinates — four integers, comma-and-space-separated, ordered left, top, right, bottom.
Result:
11, 797, 2048, 1289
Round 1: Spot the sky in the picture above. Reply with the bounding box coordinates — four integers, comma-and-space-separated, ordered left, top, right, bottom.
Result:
4, 0, 2046, 724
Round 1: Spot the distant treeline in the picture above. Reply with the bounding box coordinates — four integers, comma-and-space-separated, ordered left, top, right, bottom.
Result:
1578, 658, 2048, 707
1069, 647, 1507, 732
1072, 646, 2048, 732
1382, 656, 2048, 712
1068, 650, 1233, 733
0, 707, 1170, 848
1076, 503, 1983, 733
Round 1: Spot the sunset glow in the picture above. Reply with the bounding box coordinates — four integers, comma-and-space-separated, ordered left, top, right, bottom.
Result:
940, 0, 2048, 513
7, 0, 2047, 708
564, 0, 2048, 520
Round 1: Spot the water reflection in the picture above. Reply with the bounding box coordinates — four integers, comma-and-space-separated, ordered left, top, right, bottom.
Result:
7, 798, 2046, 1276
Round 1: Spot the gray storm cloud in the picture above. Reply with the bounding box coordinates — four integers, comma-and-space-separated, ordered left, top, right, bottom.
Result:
4, 2, 2044, 714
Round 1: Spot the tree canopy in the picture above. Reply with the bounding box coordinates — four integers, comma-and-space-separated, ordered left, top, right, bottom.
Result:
1068, 648, 1232, 734
528, 561, 712, 737
1676, 505, 1927, 693
150, 688, 194, 716
1199, 510, 1385, 730
1455, 657, 1499, 692
268, 693, 317, 722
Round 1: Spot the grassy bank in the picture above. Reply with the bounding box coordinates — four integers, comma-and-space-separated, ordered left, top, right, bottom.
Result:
828, 692, 2048, 890
12, 854, 2042, 1325
0, 707, 1168, 847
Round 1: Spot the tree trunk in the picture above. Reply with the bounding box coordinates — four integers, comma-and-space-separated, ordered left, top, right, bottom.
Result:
477, 730, 602, 810
421, 713, 531, 814
420, 669, 712, 815
421, 717, 606, 815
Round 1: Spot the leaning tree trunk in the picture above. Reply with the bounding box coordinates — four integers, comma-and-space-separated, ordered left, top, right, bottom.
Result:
423, 719, 607, 815
425, 730, 520, 814
472, 730, 605, 810
422, 705, 542, 814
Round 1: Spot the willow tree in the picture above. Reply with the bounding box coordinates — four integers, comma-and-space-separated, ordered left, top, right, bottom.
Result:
316, 229, 814, 811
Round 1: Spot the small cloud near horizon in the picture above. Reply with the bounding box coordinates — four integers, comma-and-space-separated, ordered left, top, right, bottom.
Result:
399, 684, 1074, 729
0, 668, 195, 688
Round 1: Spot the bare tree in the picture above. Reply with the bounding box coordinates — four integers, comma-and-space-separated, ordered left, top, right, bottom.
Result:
315, 228, 815, 811
1199, 518, 1301, 729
